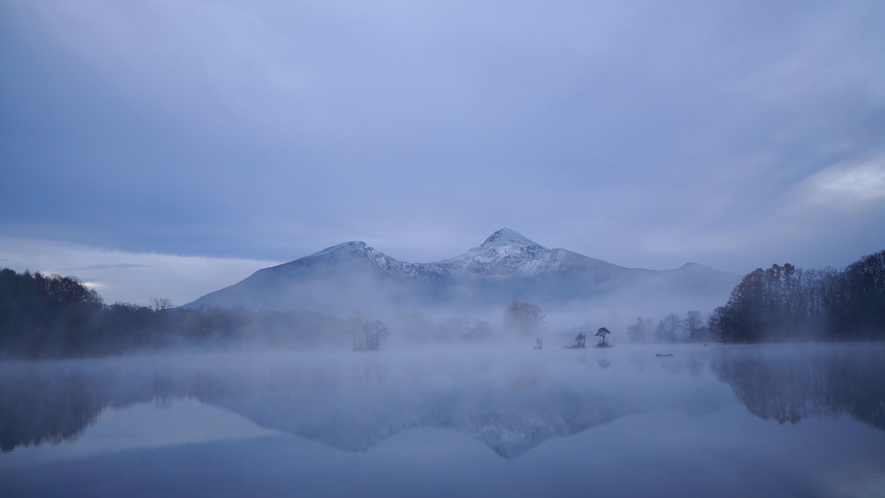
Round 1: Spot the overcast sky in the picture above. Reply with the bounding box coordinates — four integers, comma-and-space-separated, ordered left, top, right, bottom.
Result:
2, 0, 884, 305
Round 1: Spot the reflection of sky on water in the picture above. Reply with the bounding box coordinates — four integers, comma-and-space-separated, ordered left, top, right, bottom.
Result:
1, 344, 885, 497
0, 400, 279, 470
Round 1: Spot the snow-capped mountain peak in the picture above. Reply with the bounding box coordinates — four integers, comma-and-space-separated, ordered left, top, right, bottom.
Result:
431, 229, 558, 280
480, 228, 546, 249
309, 240, 412, 277
185, 228, 740, 312
315, 241, 369, 256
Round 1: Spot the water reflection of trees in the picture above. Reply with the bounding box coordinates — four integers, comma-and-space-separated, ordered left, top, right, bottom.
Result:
711, 348, 885, 430
0, 366, 197, 452
0, 371, 105, 452
6, 347, 882, 458
0, 359, 633, 458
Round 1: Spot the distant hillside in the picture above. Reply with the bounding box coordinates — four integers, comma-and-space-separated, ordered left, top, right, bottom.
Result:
185, 228, 740, 314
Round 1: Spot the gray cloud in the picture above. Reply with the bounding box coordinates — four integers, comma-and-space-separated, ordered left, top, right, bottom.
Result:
0, 236, 279, 305
1, 0, 883, 283
59, 263, 151, 271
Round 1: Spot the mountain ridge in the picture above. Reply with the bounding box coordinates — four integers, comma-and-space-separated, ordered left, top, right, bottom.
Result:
185, 228, 740, 314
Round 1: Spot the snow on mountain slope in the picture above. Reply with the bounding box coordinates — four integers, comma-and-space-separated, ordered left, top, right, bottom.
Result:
342, 228, 629, 282
185, 228, 739, 312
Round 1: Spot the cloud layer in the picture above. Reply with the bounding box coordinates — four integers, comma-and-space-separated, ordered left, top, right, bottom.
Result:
0, 236, 278, 305
2, 0, 884, 303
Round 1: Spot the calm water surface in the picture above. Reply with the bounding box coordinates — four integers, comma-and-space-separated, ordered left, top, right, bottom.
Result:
1, 343, 884, 497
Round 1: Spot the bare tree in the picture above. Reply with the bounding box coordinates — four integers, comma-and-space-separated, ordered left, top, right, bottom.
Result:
362, 320, 390, 350
351, 312, 389, 351
150, 298, 174, 311
656, 313, 682, 343
503, 301, 545, 336
627, 317, 650, 343
684, 311, 703, 341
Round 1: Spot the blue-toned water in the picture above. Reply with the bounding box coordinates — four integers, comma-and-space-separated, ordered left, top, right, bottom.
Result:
1, 343, 884, 497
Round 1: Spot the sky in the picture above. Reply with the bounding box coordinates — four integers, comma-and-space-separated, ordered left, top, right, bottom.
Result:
2, 0, 884, 306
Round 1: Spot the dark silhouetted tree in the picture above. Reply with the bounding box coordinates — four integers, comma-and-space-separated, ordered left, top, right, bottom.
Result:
573, 332, 586, 348
709, 251, 885, 343
150, 298, 174, 311
0, 268, 352, 358
595, 327, 610, 346
837, 250, 885, 338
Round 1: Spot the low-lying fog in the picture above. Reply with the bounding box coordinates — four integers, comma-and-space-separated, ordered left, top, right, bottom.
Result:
2, 343, 884, 497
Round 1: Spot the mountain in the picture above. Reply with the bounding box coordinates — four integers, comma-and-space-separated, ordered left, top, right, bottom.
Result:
185, 228, 740, 314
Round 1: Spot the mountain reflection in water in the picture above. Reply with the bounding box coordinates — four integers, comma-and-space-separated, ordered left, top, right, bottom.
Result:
1, 344, 884, 459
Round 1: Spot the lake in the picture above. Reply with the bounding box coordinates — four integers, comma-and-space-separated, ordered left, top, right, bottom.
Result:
1, 343, 884, 497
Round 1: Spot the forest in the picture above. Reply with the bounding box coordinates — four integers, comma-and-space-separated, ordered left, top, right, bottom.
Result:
1, 248, 882, 357
0, 268, 500, 358
0, 268, 350, 358
708, 250, 885, 343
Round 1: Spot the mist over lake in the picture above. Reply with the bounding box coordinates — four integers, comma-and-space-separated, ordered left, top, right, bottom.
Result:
3, 0, 885, 496
2, 223, 884, 498
2, 343, 884, 497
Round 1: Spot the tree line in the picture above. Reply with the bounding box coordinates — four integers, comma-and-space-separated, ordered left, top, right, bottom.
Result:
0, 268, 350, 358
623, 311, 707, 343
708, 250, 885, 343
5, 246, 881, 355
0, 268, 502, 357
